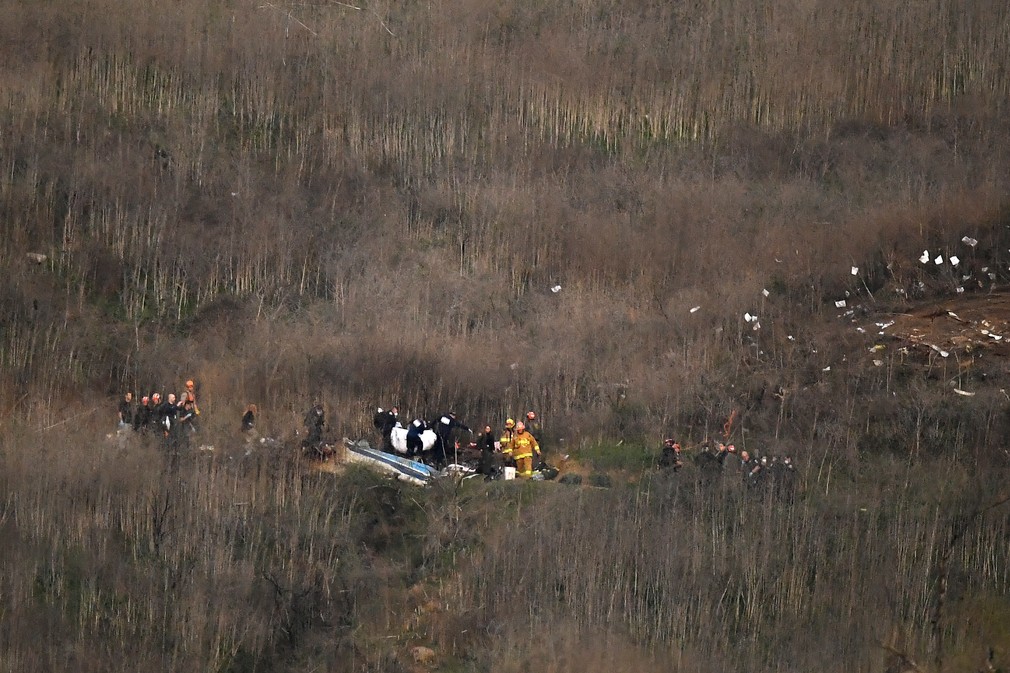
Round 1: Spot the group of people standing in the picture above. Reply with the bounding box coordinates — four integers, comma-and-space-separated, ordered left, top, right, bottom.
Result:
371, 407, 546, 477
117, 379, 201, 447
494, 412, 542, 477
466, 411, 544, 478
678, 440, 798, 493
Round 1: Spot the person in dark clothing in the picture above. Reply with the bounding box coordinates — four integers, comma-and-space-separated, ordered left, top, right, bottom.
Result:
118, 392, 134, 431
176, 398, 198, 449
373, 406, 398, 451
241, 404, 257, 434
432, 412, 471, 469
158, 393, 180, 447
406, 418, 427, 458
303, 402, 326, 449
133, 396, 151, 432
524, 410, 542, 437
659, 438, 683, 471
148, 393, 163, 431
476, 424, 500, 479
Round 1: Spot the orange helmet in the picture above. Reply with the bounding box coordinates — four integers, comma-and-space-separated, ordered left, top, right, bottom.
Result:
516, 421, 526, 432
526, 411, 536, 420
185, 380, 195, 389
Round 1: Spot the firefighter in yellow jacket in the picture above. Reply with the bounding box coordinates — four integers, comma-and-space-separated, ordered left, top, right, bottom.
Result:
499, 418, 516, 460
511, 421, 541, 477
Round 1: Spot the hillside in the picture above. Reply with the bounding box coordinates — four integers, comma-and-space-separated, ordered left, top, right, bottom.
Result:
2, 0, 1010, 671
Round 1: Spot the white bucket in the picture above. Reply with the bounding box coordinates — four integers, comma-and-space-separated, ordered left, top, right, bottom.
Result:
503, 466, 516, 480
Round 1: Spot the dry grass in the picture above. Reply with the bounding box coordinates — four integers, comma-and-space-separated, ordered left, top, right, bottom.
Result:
2, 0, 1010, 669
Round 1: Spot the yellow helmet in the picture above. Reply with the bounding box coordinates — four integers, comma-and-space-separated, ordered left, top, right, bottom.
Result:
505, 418, 515, 428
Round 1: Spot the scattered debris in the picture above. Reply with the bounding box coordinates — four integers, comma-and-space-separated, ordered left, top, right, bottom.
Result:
920, 250, 930, 263
551, 285, 562, 293
762, 288, 770, 297
885, 291, 1010, 359
690, 306, 701, 313
835, 300, 847, 308
962, 236, 978, 247
26, 252, 47, 264
950, 255, 960, 266
953, 388, 976, 396
851, 266, 859, 275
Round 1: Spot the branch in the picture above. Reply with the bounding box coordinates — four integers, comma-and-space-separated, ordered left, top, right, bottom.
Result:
328, 0, 395, 36
258, 2, 319, 36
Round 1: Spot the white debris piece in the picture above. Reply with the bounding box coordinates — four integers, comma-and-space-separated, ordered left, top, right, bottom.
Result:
990, 334, 1003, 341
962, 236, 978, 247
26, 252, 47, 264
856, 327, 866, 333
950, 255, 960, 266
929, 344, 950, 358
787, 335, 796, 341
873, 359, 884, 367
822, 366, 831, 372
744, 312, 758, 323
690, 306, 701, 313
752, 322, 761, 331
762, 288, 770, 297
954, 388, 976, 397
876, 320, 895, 329
920, 250, 930, 263
509, 362, 519, 370
835, 300, 847, 308
851, 266, 859, 275
934, 255, 944, 265
551, 285, 562, 293
956, 286, 965, 294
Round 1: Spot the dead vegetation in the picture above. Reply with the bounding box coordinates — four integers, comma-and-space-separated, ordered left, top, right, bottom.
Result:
2, 0, 1010, 670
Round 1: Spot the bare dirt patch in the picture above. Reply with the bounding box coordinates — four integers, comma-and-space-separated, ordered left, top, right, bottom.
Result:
883, 290, 1010, 359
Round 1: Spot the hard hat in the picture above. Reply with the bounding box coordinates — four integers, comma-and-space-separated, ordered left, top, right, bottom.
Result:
516, 421, 526, 432
186, 380, 195, 388
141, 396, 149, 404
505, 418, 515, 428
377, 407, 383, 413
152, 393, 161, 401
526, 411, 536, 419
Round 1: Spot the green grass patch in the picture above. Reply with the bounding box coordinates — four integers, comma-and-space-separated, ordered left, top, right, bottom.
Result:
575, 441, 657, 472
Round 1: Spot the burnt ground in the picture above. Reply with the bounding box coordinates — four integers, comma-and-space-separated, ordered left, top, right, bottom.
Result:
882, 289, 1010, 360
